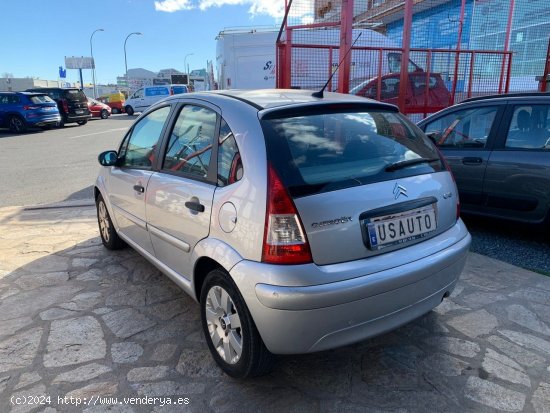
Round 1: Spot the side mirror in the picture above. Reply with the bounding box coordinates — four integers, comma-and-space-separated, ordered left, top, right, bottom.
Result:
98, 150, 118, 166
425, 131, 441, 145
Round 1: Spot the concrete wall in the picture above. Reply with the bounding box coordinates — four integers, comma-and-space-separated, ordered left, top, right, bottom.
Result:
0, 78, 72, 92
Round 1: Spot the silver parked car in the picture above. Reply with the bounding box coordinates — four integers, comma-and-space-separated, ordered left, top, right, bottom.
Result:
95, 89, 471, 378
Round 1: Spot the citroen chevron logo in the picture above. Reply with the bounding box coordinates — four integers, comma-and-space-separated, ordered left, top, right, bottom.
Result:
393, 183, 408, 199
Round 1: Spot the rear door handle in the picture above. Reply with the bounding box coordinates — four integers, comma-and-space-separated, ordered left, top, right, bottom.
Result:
185, 201, 205, 213
462, 157, 483, 165
133, 184, 145, 193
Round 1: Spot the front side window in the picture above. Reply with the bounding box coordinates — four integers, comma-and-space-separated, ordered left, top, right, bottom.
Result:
262, 108, 442, 197
121, 106, 171, 169
217, 119, 242, 186
424, 106, 498, 149
505, 105, 550, 149
132, 89, 144, 99
162, 105, 217, 179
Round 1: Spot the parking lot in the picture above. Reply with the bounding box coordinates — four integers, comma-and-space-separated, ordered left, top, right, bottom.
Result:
0, 118, 549, 412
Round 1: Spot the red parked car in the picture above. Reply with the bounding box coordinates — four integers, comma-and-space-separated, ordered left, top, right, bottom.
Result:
350, 72, 451, 113
87, 98, 112, 119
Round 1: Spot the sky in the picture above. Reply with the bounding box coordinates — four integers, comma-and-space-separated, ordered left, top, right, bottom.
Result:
0, 0, 288, 85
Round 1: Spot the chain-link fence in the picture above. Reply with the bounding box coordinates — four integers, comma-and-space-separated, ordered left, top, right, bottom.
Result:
277, 0, 550, 117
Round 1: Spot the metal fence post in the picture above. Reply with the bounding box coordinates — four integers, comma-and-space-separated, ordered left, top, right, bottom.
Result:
398, 0, 414, 113
337, 0, 354, 94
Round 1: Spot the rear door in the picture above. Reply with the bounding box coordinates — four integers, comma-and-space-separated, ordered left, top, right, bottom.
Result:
261, 106, 458, 266
146, 102, 218, 279
421, 103, 504, 207
107, 105, 173, 254
483, 100, 550, 222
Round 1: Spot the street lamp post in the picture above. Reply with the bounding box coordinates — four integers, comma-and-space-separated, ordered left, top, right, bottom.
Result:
90, 28, 104, 98
124, 32, 142, 91
184, 53, 194, 84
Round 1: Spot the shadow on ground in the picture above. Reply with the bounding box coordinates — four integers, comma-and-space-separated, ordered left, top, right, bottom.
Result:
0, 206, 549, 412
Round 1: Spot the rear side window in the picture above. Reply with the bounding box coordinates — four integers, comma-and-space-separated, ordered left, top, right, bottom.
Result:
262, 109, 442, 197
505, 105, 550, 149
145, 87, 169, 97
217, 119, 242, 186
64, 89, 86, 101
0, 95, 20, 104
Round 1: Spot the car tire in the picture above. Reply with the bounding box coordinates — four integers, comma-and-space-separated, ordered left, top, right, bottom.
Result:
96, 194, 126, 250
125, 106, 134, 116
8, 115, 27, 133
200, 269, 275, 378
100, 109, 109, 119
77, 120, 88, 125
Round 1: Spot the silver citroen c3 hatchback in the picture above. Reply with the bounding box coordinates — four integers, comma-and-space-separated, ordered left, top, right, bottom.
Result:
95, 89, 471, 378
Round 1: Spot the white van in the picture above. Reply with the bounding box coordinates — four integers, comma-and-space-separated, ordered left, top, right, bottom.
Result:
216, 28, 406, 90
125, 84, 189, 115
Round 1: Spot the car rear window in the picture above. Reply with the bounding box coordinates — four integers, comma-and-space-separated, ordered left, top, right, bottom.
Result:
261, 108, 443, 197
63, 89, 87, 101
29, 95, 54, 104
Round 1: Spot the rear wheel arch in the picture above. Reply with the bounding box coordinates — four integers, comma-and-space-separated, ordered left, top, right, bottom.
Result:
193, 257, 223, 302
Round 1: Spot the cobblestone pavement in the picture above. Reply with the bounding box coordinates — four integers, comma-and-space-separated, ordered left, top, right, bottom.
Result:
0, 204, 549, 413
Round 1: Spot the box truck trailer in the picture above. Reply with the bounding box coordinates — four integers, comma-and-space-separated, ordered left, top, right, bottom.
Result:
215, 27, 408, 90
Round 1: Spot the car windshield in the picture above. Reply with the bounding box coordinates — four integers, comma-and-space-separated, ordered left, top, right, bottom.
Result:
64, 89, 86, 101
29, 95, 54, 104
261, 108, 442, 197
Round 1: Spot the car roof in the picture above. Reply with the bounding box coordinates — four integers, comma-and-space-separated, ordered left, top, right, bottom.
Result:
463, 91, 550, 103
168, 89, 398, 111
0, 91, 47, 96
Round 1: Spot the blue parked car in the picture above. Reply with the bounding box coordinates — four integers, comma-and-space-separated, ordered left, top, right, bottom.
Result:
0, 92, 61, 133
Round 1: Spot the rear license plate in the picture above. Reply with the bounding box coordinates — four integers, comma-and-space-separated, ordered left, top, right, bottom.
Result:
365, 205, 437, 250
75, 110, 83, 114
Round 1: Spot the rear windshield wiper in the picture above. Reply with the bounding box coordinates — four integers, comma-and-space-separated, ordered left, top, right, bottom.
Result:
384, 157, 440, 172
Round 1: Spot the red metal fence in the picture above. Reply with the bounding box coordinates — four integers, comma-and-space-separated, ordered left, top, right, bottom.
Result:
277, 0, 549, 118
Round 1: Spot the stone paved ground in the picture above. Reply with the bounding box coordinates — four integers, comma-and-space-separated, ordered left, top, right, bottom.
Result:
0, 204, 549, 413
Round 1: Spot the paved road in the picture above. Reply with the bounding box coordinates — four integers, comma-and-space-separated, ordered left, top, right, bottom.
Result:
0, 205, 549, 413
0, 116, 135, 207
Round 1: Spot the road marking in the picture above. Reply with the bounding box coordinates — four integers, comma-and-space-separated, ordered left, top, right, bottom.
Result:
69, 128, 127, 139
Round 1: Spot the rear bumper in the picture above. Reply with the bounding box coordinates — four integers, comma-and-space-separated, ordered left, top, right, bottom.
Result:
65, 113, 91, 123
229, 220, 471, 354
27, 114, 61, 127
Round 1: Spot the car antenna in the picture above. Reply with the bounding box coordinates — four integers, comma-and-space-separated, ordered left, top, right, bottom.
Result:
312, 32, 362, 99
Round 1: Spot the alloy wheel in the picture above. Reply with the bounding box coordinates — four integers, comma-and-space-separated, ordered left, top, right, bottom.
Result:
98, 201, 111, 243
10, 117, 24, 132
204, 285, 243, 364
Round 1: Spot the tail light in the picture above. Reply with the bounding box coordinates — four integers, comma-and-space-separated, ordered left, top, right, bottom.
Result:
61, 99, 69, 113
170, 88, 174, 95
23, 105, 40, 110
262, 165, 312, 265
437, 147, 460, 221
